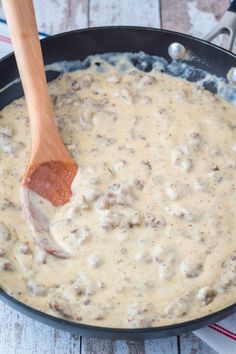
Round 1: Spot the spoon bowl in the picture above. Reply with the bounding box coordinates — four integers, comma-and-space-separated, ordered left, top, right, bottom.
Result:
21, 187, 71, 258
23, 160, 78, 207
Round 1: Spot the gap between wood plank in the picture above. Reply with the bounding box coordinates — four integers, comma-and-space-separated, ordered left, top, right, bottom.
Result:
88, 0, 161, 28
177, 335, 181, 354
80, 335, 83, 354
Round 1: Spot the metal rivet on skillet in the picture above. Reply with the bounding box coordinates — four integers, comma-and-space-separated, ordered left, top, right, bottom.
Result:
168, 42, 186, 60
227, 67, 236, 83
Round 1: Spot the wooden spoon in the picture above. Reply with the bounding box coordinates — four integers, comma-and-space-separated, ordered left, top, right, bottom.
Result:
2, 0, 78, 207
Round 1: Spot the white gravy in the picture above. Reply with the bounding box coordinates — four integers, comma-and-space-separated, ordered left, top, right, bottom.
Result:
0, 55, 236, 328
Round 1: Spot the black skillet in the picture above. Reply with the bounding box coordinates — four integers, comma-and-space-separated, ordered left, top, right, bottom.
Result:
0, 1, 236, 340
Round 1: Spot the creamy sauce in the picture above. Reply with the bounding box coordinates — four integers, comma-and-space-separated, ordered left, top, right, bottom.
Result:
0, 55, 236, 328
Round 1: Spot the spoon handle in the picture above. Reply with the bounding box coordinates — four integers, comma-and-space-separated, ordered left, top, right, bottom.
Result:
2, 0, 63, 161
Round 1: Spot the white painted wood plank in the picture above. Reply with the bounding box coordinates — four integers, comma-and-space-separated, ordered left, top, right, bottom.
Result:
0, 301, 81, 354
89, 0, 161, 28
81, 337, 178, 354
161, 0, 228, 37
0, 0, 89, 34
145, 337, 178, 354
187, 0, 228, 38
81, 338, 117, 354
120, 340, 146, 354
115, 341, 129, 354
0, 2, 4, 19
33, 0, 89, 34
180, 332, 217, 354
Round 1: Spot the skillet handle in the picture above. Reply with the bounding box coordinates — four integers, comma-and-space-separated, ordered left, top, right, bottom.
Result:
204, 0, 236, 51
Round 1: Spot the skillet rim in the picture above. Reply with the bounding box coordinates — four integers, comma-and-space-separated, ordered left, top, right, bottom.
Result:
0, 25, 236, 338
1, 25, 236, 65
0, 290, 236, 338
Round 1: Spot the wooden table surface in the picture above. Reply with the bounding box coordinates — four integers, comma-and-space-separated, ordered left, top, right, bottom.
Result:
0, 0, 230, 353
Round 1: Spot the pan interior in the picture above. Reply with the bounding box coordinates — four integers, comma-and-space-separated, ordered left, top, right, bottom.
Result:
0, 27, 236, 338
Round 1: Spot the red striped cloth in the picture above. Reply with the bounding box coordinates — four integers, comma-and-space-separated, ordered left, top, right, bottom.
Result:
194, 313, 236, 353
0, 20, 13, 57
210, 323, 236, 341
0, 34, 11, 44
